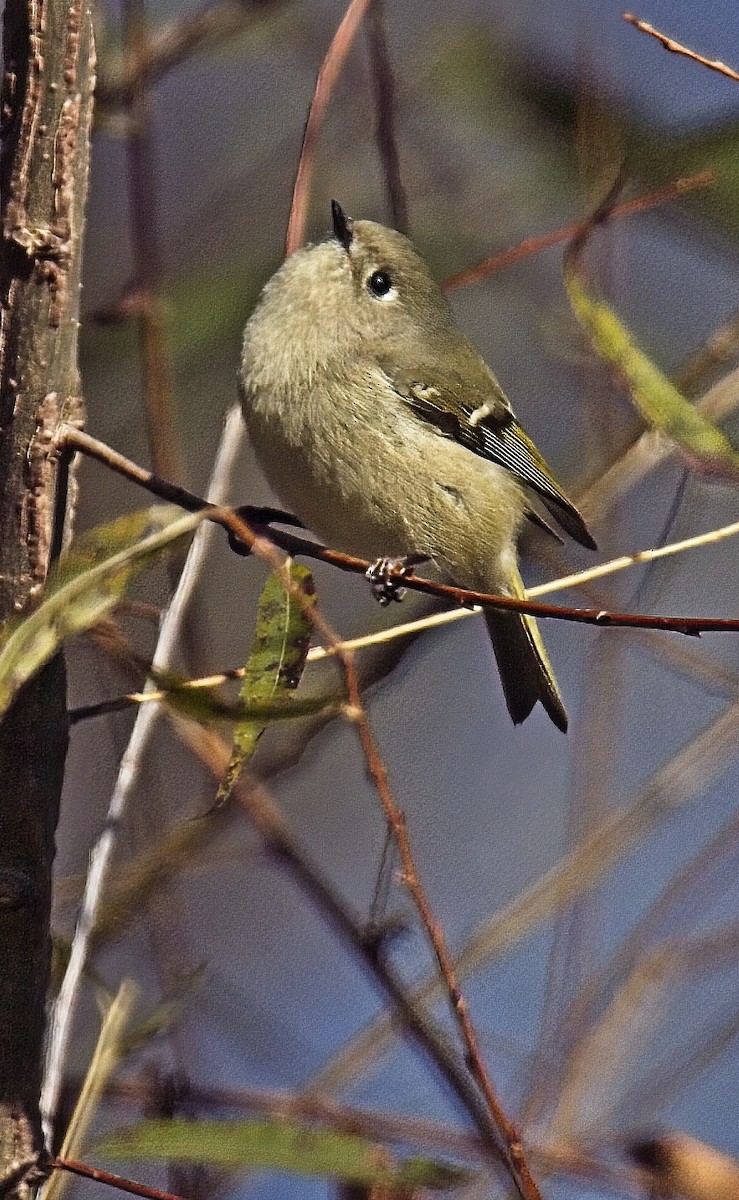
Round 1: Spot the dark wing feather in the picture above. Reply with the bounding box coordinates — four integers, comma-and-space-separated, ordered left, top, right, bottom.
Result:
380, 347, 596, 551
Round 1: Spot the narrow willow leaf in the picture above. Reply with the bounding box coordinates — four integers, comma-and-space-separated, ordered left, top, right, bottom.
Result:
0, 506, 204, 719
95, 1119, 468, 1189
215, 562, 318, 804
564, 262, 739, 479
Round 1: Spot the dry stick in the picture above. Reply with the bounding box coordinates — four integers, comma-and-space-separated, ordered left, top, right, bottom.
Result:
285, 0, 376, 255
367, 1, 408, 233
577, 366, 739, 529
219, 563, 543, 1199
169, 715, 530, 1191
56, 427, 542, 1200
123, 0, 186, 488
66, 511, 739, 724
55, 427, 739, 636
97, 0, 288, 103
41, 410, 247, 1142
442, 170, 715, 292
344, 707, 542, 1200
623, 14, 739, 82
54, 1159, 188, 1200
310, 696, 739, 1097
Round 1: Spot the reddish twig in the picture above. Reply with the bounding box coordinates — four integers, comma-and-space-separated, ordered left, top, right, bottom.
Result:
443, 171, 715, 292
285, 0, 375, 255
54, 1158, 188, 1200
55, 424, 543, 1200
367, 0, 408, 233
97, 0, 288, 104
345, 697, 542, 1200
57, 425, 739, 637
170, 718, 520, 1176
123, 0, 186, 488
623, 14, 739, 82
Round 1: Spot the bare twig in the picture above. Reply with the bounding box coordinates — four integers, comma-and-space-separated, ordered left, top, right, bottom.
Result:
41, 408, 246, 1140
310, 697, 739, 1096
122, 0, 185, 488
367, 1, 408, 233
169, 715, 537, 1196
345, 705, 542, 1200
96, 0, 288, 104
442, 171, 714, 292
285, 0, 375, 255
54, 1159, 189, 1200
623, 14, 739, 82
54, 425, 739, 637
53, 419, 541, 1198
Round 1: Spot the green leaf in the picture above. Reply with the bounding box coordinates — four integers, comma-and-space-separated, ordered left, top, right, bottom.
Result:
0, 506, 204, 719
564, 257, 739, 479
95, 1119, 469, 1189
214, 562, 319, 804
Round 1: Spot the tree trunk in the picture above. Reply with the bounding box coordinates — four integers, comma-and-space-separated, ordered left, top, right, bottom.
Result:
0, 0, 94, 1189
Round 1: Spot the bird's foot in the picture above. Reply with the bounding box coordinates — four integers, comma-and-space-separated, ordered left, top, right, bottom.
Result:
366, 554, 427, 605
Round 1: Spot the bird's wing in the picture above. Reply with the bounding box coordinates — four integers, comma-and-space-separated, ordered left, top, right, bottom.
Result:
378, 347, 596, 550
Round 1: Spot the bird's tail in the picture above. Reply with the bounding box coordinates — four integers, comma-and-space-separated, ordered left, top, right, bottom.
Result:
484, 566, 568, 733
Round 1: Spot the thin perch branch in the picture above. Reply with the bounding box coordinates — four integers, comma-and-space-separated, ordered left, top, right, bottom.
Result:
443, 171, 714, 292
623, 14, 739, 82
53, 425, 739, 637
67, 513, 739, 720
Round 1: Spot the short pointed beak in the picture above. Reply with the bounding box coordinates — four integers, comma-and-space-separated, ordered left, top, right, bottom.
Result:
331, 199, 353, 251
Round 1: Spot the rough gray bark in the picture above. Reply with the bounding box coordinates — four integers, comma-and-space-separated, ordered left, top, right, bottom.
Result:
0, 0, 94, 1187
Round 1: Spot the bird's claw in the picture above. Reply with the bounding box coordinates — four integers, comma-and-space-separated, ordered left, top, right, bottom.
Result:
366, 557, 413, 605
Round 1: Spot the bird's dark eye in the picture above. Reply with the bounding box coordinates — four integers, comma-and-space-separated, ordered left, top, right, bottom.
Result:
367, 270, 393, 297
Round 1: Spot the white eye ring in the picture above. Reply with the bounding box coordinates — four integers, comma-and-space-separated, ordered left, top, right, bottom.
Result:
366, 269, 396, 300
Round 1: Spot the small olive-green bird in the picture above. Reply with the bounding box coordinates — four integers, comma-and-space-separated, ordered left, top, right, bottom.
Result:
239, 202, 596, 731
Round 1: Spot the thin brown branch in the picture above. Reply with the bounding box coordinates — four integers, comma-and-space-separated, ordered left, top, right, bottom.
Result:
285, 0, 375, 255
344, 703, 542, 1200
443, 171, 715, 292
56, 426, 539, 1198
623, 14, 739, 82
169, 715, 514, 1171
310, 697, 739, 1098
57, 425, 739, 638
54, 1158, 188, 1200
123, 0, 186, 488
674, 309, 739, 395
367, 1, 408, 233
96, 0, 288, 104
